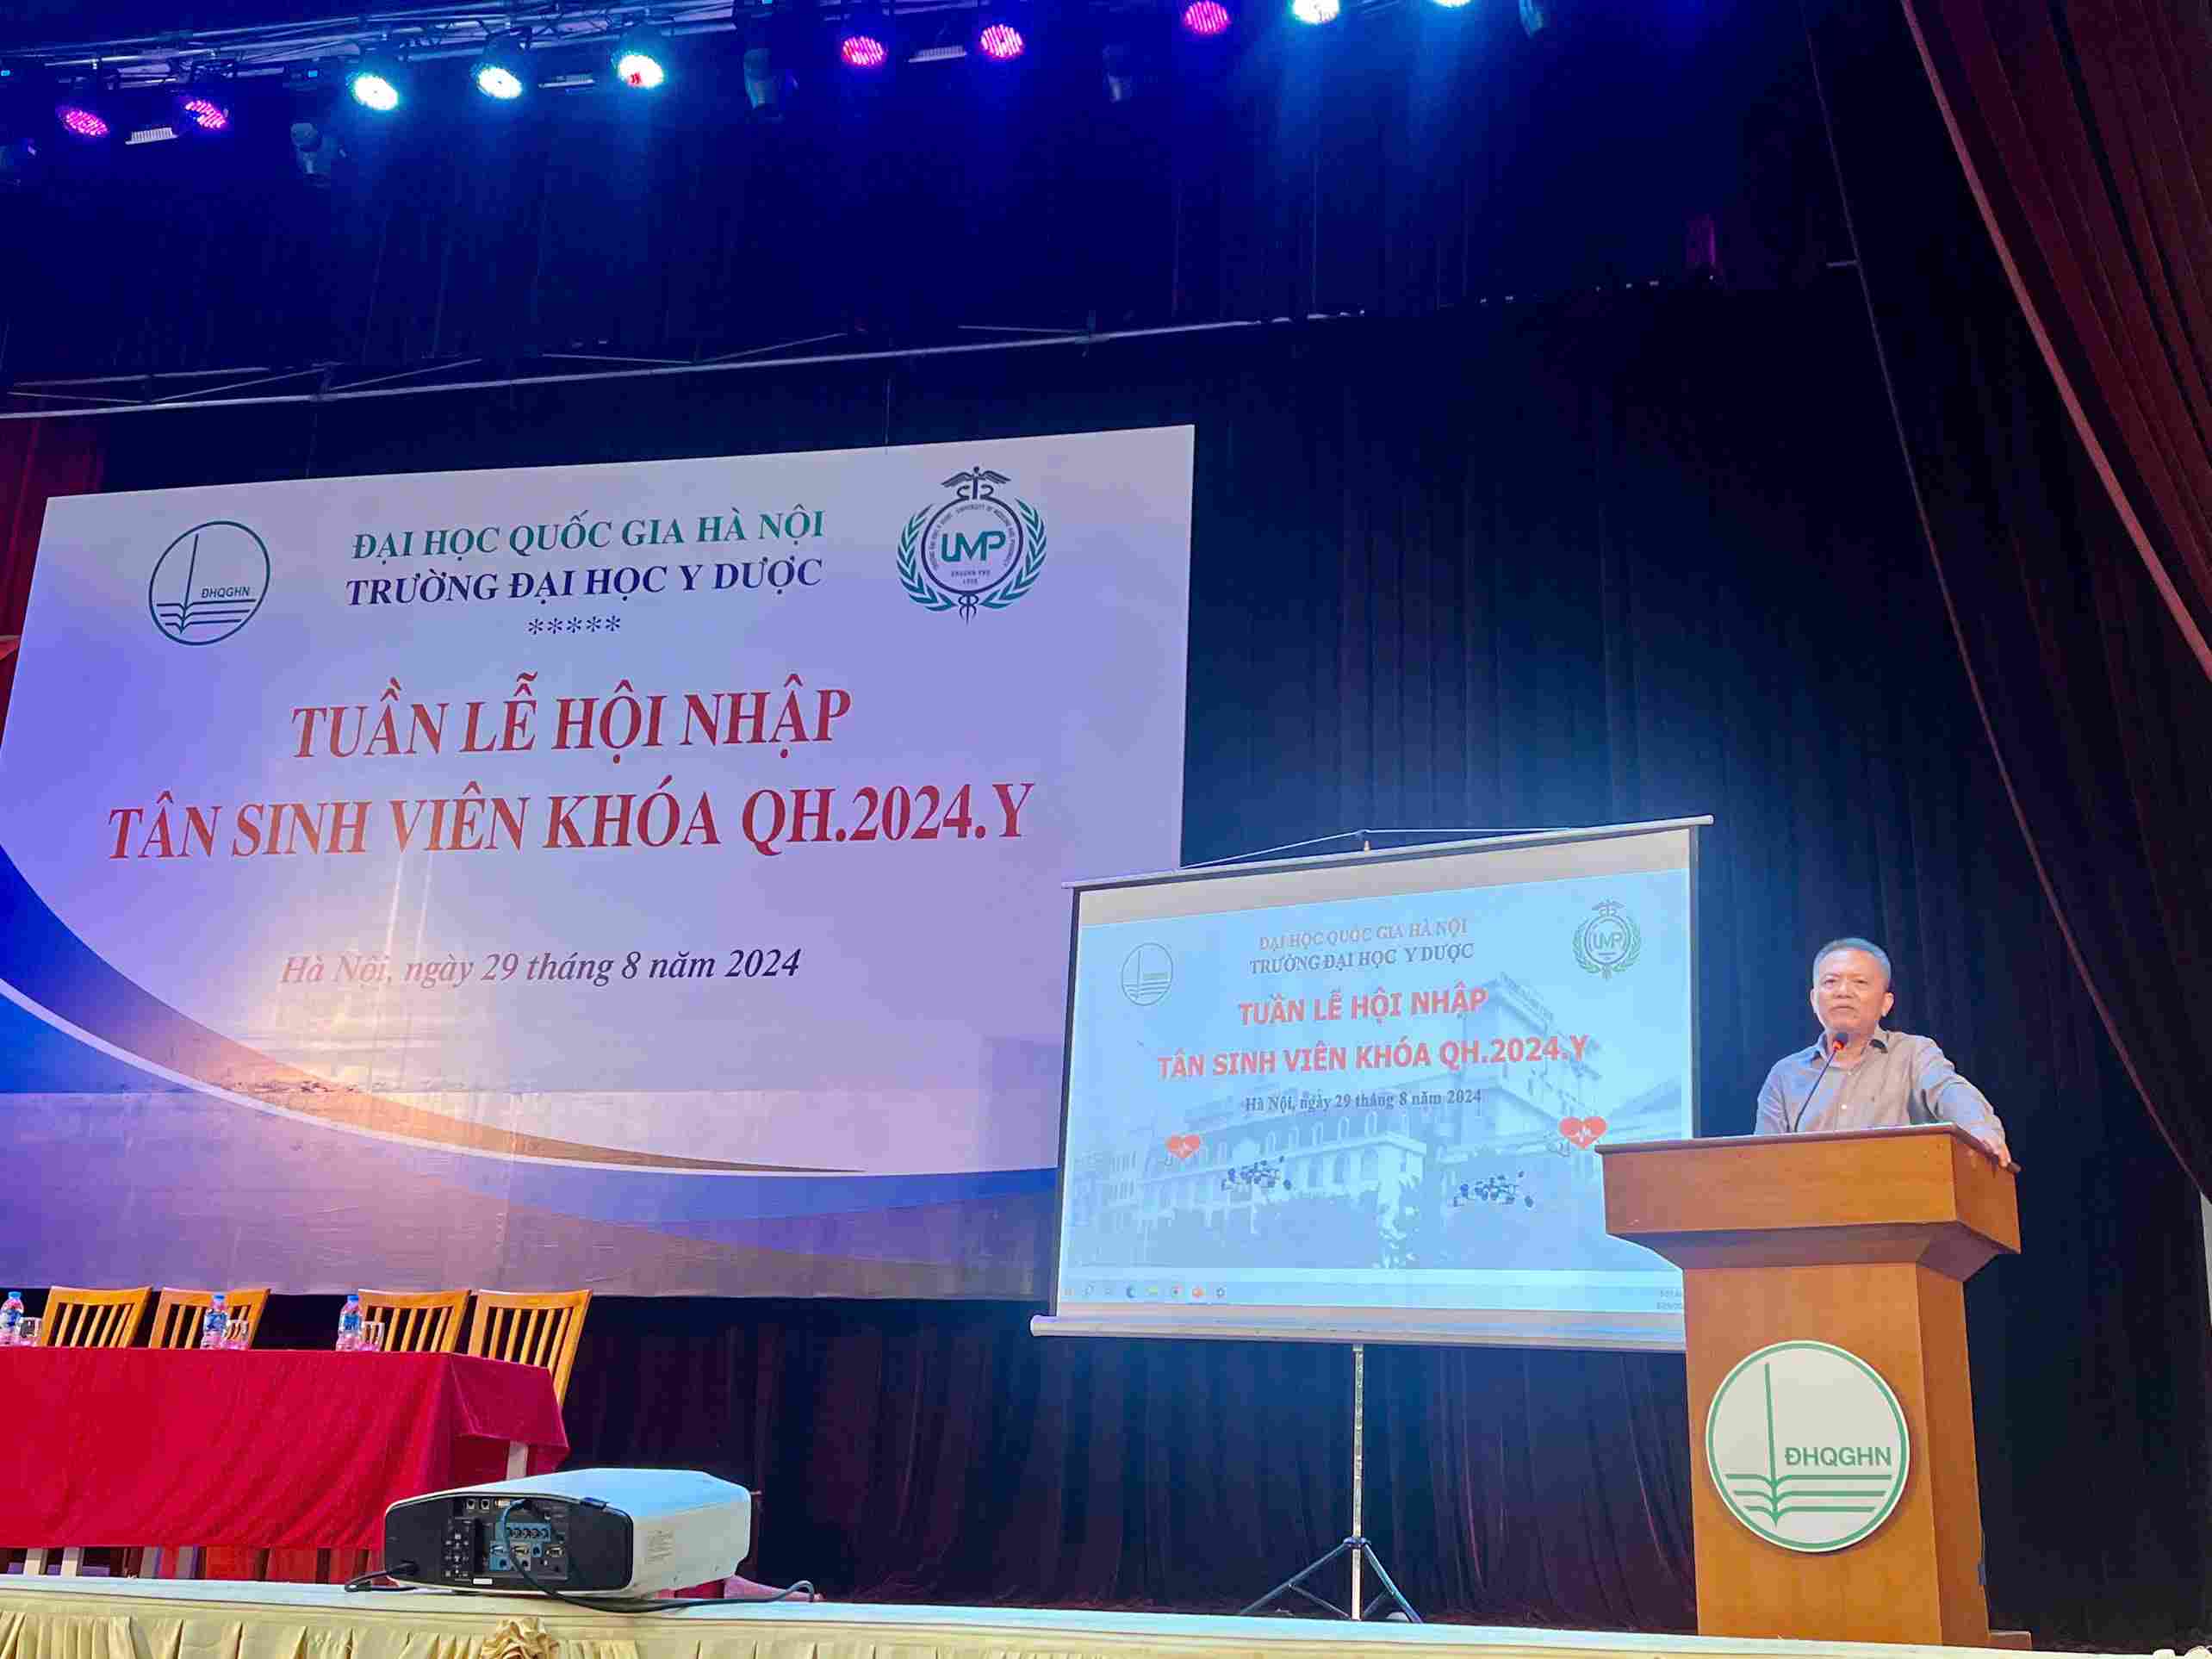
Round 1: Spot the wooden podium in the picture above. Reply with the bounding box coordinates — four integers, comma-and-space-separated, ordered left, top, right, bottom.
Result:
1599, 1125, 2020, 1647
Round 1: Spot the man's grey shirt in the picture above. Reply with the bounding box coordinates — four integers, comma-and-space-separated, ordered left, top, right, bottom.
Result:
1754, 1028, 2006, 1149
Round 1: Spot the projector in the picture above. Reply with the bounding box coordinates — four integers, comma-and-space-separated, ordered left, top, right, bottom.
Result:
383, 1469, 751, 1596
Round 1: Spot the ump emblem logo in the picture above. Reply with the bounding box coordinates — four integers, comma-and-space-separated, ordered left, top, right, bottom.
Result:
1120, 944, 1173, 1007
1706, 1339, 1911, 1554
148, 520, 270, 645
897, 466, 1048, 620
1573, 898, 1643, 979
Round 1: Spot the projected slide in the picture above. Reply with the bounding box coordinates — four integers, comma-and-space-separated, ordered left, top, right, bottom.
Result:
1044, 822, 1700, 1350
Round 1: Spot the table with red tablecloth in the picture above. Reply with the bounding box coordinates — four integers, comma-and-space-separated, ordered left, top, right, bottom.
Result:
0, 1351, 567, 1552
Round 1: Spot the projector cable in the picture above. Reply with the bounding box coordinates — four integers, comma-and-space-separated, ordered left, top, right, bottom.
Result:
495, 1498, 817, 1612
344, 1562, 420, 1593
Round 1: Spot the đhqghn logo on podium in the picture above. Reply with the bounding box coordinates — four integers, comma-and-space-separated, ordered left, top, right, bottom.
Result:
1706, 1339, 1911, 1554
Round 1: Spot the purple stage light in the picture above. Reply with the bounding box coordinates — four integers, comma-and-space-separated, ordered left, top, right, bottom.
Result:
1180, 0, 1232, 34
977, 21, 1025, 59
56, 104, 109, 140
840, 32, 888, 69
181, 96, 230, 132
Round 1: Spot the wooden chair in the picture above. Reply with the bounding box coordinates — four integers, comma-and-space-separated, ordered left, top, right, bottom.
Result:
38, 1286, 150, 1348
357, 1289, 469, 1353
466, 1290, 592, 1405
148, 1288, 270, 1350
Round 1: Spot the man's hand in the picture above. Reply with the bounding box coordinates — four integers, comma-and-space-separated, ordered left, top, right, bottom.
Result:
1979, 1132, 2017, 1172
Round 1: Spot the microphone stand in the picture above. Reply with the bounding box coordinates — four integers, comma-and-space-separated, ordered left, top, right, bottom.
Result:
1786, 1034, 1848, 1134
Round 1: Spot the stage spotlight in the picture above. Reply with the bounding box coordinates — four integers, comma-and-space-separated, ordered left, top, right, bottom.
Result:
55, 100, 110, 140
1289, 0, 1339, 22
178, 93, 230, 131
176, 61, 238, 134
0, 136, 38, 186
742, 15, 796, 116
836, 4, 892, 72
973, 9, 1026, 61
175, 88, 233, 134
347, 54, 404, 112
290, 118, 338, 183
743, 48, 779, 111
0, 63, 52, 177
612, 26, 669, 89
1180, 0, 1232, 34
1102, 39, 1136, 100
473, 32, 531, 101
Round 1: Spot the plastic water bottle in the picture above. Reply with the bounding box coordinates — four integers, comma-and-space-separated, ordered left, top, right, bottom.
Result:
0, 1292, 22, 1347
200, 1291, 229, 1350
338, 1294, 363, 1352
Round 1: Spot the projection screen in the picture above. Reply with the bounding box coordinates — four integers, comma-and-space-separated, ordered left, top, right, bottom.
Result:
1035, 817, 1707, 1351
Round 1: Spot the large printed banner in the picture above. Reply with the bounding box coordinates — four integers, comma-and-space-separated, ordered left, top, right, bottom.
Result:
0, 426, 1192, 1296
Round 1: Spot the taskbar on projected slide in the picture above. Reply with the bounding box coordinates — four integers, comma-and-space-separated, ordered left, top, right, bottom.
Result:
1059, 1267, 1681, 1316
1041, 1294, 1685, 1350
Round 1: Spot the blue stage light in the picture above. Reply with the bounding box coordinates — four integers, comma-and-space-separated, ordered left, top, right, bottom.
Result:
474, 34, 531, 100
347, 56, 403, 112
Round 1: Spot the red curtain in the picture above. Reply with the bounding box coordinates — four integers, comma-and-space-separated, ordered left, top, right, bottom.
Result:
1811, 0, 2212, 1198
1897, 0, 2212, 680
0, 419, 103, 741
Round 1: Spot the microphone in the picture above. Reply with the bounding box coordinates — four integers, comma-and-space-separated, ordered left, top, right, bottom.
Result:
1786, 1031, 1849, 1134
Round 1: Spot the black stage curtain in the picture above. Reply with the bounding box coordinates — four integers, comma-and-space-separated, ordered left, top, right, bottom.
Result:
0, 2, 1823, 382
124, 276, 2211, 1645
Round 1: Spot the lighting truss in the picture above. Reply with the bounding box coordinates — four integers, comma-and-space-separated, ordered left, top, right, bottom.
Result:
0, 0, 1401, 89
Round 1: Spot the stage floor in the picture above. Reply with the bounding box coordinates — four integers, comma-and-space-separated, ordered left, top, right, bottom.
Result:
0, 1577, 2082, 1659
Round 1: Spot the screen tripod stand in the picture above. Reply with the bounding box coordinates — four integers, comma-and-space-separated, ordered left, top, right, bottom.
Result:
1240, 1342, 1420, 1624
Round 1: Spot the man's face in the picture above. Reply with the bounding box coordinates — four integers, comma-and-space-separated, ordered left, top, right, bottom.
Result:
1810, 948, 1895, 1041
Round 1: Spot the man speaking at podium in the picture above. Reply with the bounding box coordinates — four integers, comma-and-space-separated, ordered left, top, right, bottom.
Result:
1755, 936, 2016, 1170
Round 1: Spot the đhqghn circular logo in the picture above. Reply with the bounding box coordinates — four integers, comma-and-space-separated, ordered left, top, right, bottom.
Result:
1706, 1339, 1911, 1554
147, 520, 271, 645
1120, 944, 1173, 1007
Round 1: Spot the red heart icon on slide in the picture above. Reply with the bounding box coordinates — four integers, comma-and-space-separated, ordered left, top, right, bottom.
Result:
1166, 1134, 1202, 1160
1558, 1116, 1609, 1150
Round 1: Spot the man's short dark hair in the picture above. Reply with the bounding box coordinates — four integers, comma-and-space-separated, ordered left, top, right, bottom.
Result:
1811, 937, 1892, 987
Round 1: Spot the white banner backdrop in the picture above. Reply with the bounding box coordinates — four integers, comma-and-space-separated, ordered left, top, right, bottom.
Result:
0, 426, 1191, 1295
